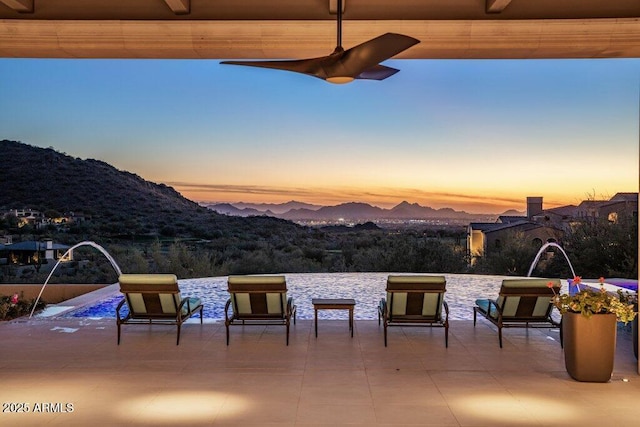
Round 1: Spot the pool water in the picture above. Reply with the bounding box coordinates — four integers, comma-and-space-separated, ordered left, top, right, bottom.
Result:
67, 273, 570, 321
606, 279, 638, 292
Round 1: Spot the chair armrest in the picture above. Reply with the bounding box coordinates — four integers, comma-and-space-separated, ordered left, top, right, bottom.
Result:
442, 300, 449, 321
116, 297, 127, 321
224, 298, 232, 322
487, 299, 503, 321
177, 297, 191, 321
378, 298, 388, 318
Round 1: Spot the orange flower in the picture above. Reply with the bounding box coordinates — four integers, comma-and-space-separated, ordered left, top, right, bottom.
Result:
547, 281, 555, 288
598, 276, 606, 291
573, 276, 582, 285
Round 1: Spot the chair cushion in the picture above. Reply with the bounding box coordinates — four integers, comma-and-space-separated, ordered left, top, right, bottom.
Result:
387, 275, 446, 291
388, 292, 442, 317
230, 293, 287, 315
500, 278, 560, 295
228, 275, 287, 292
119, 274, 179, 292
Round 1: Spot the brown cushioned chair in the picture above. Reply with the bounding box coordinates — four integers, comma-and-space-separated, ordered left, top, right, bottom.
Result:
116, 274, 203, 345
378, 275, 449, 347
473, 278, 561, 348
225, 275, 296, 345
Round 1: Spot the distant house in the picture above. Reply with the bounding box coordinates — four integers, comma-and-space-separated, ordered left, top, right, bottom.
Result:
575, 192, 638, 223
467, 193, 638, 264
0, 239, 71, 267
2, 208, 87, 230
530, 204, 578, 230
467, 197, 563, 263
6, 208, 43, 228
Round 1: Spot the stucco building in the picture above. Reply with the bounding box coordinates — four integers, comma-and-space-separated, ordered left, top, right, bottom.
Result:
467, 193, 638, 263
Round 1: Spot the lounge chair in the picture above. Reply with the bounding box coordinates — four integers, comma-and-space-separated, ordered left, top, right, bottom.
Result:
116, 274, 203, 345
473, 278, 561, 348
378, 275, 449, 347
225, 275, 297, 345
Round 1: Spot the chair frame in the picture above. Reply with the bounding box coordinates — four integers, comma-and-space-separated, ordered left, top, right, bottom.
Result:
378, 275, 450, 347
473, 279, 561, 348
116, 274, 203, 345
224, 276, 297, 345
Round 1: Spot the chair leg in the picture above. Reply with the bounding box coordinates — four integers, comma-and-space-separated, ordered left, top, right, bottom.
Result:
117, 323, 121, 345
383, 323, 388, 347
176, 324, 181, 345
286, 322, 290, 346
445, 324, 449, 348
473, 309, 477, 326
225, 323, 230, 345
498, 326, 503, 348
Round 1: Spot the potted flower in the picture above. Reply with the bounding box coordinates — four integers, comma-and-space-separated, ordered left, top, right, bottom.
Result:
549, 277, 637, 382
617, 289, 639, 360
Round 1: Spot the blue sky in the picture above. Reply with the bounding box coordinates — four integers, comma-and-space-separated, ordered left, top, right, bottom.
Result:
1, 57, 638, 213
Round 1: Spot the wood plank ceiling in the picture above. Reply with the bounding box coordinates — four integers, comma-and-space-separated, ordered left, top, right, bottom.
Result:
0, 0, 639, 59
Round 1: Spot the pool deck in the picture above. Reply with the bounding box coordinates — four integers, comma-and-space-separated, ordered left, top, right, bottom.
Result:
1, 316, 638, 426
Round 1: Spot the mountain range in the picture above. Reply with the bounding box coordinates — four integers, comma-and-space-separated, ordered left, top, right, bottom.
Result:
0, 140, 302, 239
1, 140, 517, 232
203, 201, 514, 222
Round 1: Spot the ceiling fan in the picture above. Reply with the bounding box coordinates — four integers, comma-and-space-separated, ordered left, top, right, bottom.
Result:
220, 0, 420, 84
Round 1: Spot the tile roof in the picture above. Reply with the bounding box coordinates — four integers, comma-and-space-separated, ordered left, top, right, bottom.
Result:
2, 241, 70, 251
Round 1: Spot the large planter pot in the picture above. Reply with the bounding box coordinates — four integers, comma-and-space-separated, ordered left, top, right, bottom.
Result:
562, 312, 617, 382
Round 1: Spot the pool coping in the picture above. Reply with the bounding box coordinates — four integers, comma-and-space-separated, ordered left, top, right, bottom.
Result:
34, 275, 638, 322
36, 283, 120, 318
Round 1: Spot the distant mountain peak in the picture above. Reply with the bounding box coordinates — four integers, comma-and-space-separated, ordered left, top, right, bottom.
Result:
227, 200, 322, 214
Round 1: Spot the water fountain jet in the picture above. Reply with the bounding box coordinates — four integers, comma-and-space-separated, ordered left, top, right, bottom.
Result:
29, 241, 122, 318
527, 241, 577, 279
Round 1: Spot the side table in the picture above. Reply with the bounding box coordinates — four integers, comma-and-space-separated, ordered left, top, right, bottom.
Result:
312, 298, 356, 337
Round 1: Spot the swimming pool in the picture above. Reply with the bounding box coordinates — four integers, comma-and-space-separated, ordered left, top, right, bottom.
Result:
66, 273, 574, 321
606, 278, 638, 292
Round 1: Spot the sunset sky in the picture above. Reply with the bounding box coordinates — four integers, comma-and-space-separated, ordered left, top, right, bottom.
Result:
1, 57, 638, 214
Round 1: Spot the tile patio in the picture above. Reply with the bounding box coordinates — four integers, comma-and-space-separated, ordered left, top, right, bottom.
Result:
1, 316, 638, 426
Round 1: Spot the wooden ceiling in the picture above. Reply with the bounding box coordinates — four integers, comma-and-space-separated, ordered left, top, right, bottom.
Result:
1, 0, 639, 59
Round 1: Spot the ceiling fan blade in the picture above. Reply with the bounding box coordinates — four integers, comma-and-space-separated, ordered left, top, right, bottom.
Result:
221, 57, 328, 79
339, 33, 419, 77
355, 64, 400, 81
221, 48, 352, 81
221, 33, 419, 82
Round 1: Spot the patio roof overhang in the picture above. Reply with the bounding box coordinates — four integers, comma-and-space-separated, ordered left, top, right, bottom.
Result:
1, 0, 639, 59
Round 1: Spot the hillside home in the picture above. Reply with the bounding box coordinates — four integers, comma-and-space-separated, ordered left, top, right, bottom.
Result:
0, 239, 70, 268
2, 209, 86, 230
530, 205, 578, 231
574, 192, 638, 222
467, 197, 563, 263
6, 208, 43, 227
467, 193, 639, 264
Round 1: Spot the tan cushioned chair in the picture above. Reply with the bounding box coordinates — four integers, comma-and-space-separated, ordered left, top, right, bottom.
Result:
378, 275, 449, 347
473, 278, 561, 348
116, 274, 203, 345
225, 275, 296, 345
